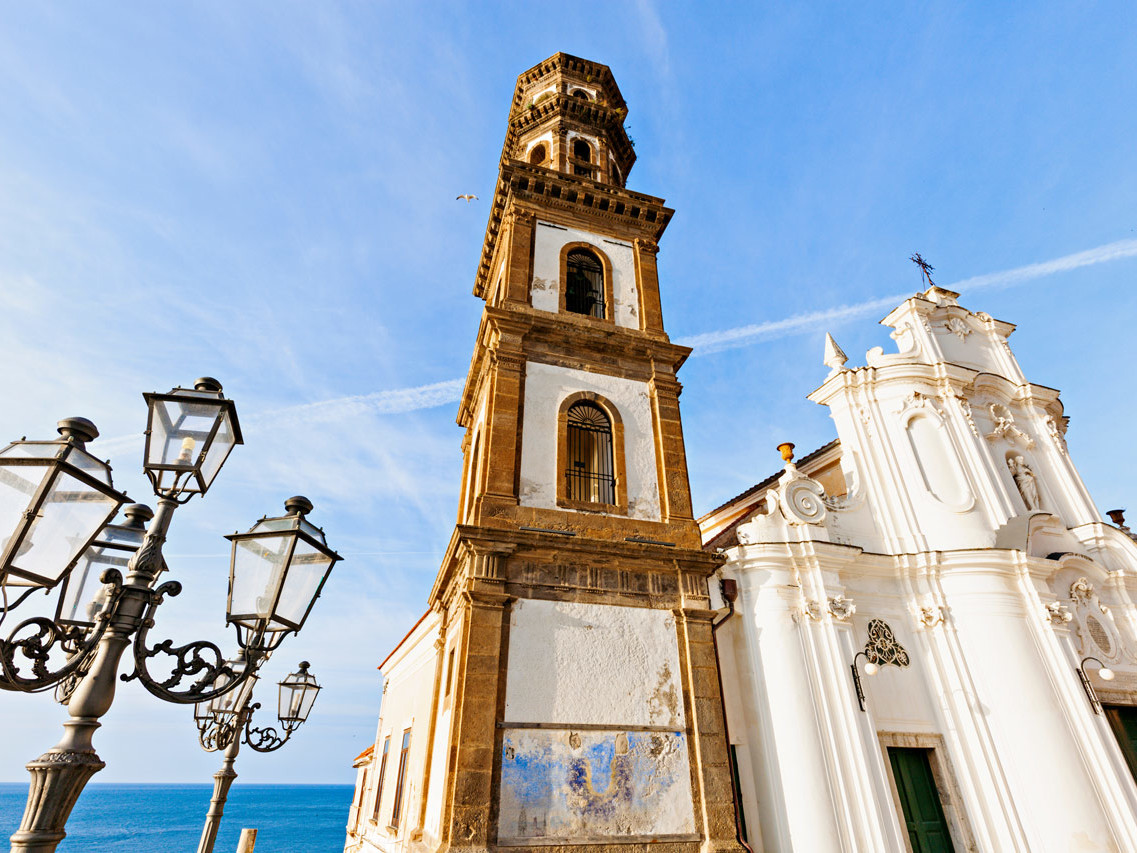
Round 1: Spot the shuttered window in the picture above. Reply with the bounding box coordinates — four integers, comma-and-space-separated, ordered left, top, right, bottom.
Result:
390, 728, 412, 829
372, 737, 390, 822
887, 747, 955, 853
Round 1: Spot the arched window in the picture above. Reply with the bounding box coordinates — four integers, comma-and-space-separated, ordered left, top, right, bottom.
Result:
565, 249, 604, 318
572, 138, 594, 177
571, 88, 591, 100
528, 143, 547, 166
565, 402, 615, 505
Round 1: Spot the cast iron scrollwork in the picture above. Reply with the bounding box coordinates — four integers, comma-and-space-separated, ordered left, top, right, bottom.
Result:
0, 570, 122, 694
196, 715, 233, 753
122, 580, 252, 704
243, 703, 291, 753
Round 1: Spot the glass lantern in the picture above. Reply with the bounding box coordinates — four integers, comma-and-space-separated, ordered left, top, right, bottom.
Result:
56, 504, 154, 630
225, 497, 340, 650
202, 659, 258, 725
278, 661, 320, 731
142, 378, 242, 498
0, 418, 127, 598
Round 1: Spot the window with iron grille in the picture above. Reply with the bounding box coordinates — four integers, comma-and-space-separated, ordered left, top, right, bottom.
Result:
390, 728, 412, 829
565, 249, 604, 318
372, 737, 389, 822
565, 402, 615, 505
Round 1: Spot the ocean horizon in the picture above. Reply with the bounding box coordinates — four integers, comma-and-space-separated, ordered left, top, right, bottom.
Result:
0, 783, 353, 852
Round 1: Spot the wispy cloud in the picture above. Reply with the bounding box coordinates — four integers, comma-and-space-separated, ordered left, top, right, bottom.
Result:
91, 237, 1137, 450
677, 237, 1137, 354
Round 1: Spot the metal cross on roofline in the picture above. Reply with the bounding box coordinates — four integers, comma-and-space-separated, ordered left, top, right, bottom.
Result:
909, 252, 935, 287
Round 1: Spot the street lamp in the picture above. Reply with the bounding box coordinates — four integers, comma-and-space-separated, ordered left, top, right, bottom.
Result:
0, 418, 126, 608
195, 662, 322, 853
0, 379, 340, 853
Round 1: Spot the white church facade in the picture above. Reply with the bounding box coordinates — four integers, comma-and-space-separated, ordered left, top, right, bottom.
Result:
702, 282, 1137, 852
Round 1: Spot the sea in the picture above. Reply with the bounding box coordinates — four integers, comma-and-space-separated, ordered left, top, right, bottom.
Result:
0, 783, 353, 852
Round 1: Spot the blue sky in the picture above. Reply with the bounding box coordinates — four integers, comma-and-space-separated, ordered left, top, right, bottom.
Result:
1, 2, 1136, 788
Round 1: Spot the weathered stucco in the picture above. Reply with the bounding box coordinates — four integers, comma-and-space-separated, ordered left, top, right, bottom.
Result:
519, 361, 662, 521
530, 219, 640, 329
498, 729, 696, 843
504, 599, 684, 727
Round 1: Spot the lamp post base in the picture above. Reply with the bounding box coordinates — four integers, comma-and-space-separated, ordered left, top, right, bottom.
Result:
9, 750, 105, 853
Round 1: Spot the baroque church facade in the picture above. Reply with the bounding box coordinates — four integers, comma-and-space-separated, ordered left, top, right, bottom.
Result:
703, 282, 1137, 852
346, 54, 1137, 853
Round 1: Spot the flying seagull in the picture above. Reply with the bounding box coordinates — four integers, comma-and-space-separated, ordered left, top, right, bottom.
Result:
456, 194, 478, 202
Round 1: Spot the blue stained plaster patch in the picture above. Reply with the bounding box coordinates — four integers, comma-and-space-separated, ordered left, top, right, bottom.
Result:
498, 728, 695, 841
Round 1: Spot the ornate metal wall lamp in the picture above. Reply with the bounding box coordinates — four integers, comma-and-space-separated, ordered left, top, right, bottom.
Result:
194, 662, 321, 853
0, 379, 341, 853
1076, 655, 1115, 715
851, 619, 910, 712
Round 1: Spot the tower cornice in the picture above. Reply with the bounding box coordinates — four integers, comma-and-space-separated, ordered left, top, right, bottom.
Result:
456, 305, 692, 427
474, 163, 673, 298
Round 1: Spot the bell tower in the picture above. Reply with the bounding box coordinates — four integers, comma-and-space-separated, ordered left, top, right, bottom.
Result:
429, 54, 742, 852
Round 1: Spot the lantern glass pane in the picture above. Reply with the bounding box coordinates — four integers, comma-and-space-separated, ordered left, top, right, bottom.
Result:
198, 409, 237, 491
0, 460, 49, 571
279, 673, 319, 723
6, 471, 118, 587
147, 394, 224, 474
58, 523, 144, 627
228, 535, 292, 626
206, 666, 256, 720
275, 540, 332, 627
61, 446, 113, 486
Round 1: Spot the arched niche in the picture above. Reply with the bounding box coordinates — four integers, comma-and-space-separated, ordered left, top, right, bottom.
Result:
903, 408, 975, 512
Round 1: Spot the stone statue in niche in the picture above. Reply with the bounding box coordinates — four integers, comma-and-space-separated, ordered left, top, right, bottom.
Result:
1008, 455, 1041, 510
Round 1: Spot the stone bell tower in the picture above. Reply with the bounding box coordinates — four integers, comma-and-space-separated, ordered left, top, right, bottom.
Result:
427, 54, 743, 851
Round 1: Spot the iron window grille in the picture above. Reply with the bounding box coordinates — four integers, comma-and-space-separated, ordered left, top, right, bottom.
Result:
565, 250, 605, 318
565, 402, 615, 505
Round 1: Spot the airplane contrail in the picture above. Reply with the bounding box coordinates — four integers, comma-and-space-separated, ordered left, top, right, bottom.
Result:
90, 236, 1137, 453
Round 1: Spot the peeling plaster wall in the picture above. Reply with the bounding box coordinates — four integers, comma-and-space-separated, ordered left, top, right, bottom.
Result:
504, 599, 684, 727
519, 361, 661, 520
530, 220, 640, 329
499, 729, 695, 843
499, 600, 694, 843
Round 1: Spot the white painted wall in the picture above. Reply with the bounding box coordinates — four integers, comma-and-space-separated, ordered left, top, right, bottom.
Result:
504, 599, 684, 728
530, 220, 640, 329
519, 361, 661, 520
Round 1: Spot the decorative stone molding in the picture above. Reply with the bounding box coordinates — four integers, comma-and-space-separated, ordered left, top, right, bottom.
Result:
1070, 577, 1098, 608
916, 599, 946, 628
795, 598, 823, 622
944, 316, 971, 340
864, 619, 911, 668
1045, 415, 1068, 455
898, 390, 936, 417
780, 475, 827, 526
828, 595, 856, 621
986, 403, 1034, 448
1045, 601, 1073, 625
954, 396, 979, 437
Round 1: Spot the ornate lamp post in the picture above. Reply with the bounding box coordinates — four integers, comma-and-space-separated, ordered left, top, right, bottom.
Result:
195, 661, 322, 853
0, 379, 340, 853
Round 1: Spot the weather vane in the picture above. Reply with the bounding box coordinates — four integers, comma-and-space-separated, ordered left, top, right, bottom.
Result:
909, 253, 935, 287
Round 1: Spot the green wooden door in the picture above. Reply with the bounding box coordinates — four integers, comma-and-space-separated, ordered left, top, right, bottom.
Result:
887, 747, 955, 853
1105, 705, 1137, 782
